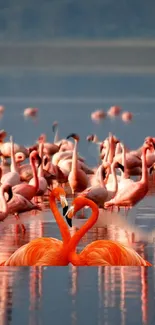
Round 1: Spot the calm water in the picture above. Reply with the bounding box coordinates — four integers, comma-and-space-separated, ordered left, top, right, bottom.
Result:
0, 68, 155, 325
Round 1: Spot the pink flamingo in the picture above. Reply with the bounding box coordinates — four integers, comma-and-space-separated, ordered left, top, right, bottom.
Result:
0, 184, 13, 221
7, 193, 41, 233
12, 150, 41, 200
66, 134, 88, 194
29, 143, 47, 197
107, 106, 122, 117
121, 111, 133, 122
37, 134, 60, 156
43, 155, 68, 186
117, 142, 134, 191
1, 136, 21, 187
23, 108, 38, 118
0, 136, 29, 160
91, 110, 106, 121
80, 160, 123, 208
105, 143, 151, 212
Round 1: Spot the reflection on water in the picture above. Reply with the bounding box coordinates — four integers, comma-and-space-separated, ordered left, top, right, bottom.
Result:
1, 63, 155, 324
0, 266, 154, 325
0, 195, 154, 325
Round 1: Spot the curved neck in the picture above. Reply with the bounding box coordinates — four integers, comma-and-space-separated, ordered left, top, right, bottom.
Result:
10, 137, 18, 173
38, 143, 43, 177
66, 199, 99, 256
110, 163, 118, 193
103, 141, 110, 163
0, 186, 7, 215
97, 165, 106, 187
54, 127, 59, 143
108, 137, 115, 164
115, 143, 121, 155
141, 147, 148, 184
71, 140, 78, 177
49, 194, 71, 244
30, 157, 39, 191
121, 144, 128, 179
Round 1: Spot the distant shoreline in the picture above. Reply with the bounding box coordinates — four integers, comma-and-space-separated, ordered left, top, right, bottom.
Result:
0, 39, 154, 72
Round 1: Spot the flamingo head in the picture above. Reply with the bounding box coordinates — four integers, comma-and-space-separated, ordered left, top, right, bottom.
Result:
144, 137, 155, 152
52, 121, 58, 133
3, 184, 13, 202
15, 152, 26, 163
30, 150, 42, 168
64, 196, 94, 227
38, 134, 46, 143
49, 187, 68, 215
87, 134, 95, 142
66, 133, 80, 142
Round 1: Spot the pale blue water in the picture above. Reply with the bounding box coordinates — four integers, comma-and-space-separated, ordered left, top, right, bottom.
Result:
0, 1, 155, 325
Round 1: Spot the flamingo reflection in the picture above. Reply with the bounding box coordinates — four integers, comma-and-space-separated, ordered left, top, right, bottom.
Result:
0, 270, 13, 325
97, 266, 149, 325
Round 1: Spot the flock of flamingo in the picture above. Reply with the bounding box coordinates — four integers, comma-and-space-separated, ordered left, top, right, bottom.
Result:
0, 119, 154, 266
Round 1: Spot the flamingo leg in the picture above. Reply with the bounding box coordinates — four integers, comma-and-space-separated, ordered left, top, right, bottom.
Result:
124, 207, 129, 217
14, 213, 26, 234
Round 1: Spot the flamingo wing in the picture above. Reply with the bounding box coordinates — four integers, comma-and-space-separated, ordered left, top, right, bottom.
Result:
7, 194, 40, 214
1, 238, 63, 266
78, 240, 151, 266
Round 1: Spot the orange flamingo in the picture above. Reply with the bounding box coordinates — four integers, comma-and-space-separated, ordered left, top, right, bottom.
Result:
64, 197, 152, 266
0, 188, 70, 266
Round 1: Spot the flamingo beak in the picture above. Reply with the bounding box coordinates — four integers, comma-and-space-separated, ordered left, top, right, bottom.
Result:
64, 206, 74, 227
66, 133, 79, 141
117, 163, 124, 172
60, 195, 68, 216
150, 166, 154, 174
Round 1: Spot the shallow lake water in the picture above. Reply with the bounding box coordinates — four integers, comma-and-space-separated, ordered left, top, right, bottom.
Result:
0, 67, 155, 325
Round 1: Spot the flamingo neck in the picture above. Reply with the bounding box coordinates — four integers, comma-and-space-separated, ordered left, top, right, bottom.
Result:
108, 139, 115, 164
66, 199, 99, 260
30, 157, 39, 192
110, 163, 118, 193
103, 141, 110, 163
141, 147, 148, 184
49, 194, 71, 244
10, 139, 18, 173
54, 127, 59, 143
121, 144, 128, 179
38, 143, 43, 177
97, 165, 106, 187
71, 140, 78, 177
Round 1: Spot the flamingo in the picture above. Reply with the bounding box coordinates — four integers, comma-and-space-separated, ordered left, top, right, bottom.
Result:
1, 136, 21, 187
0, 136, 29, 160
80, 160, 123, 208
0, 187, 70, 266
29, 143, 47, 197
12, 150, 41, 200
66, 134, 88, 194
7, 193, 41, 233
104, 143, 151, 211
64, 197, 152, 266
37, 134, 60, 156
0, 184, 13, 221
117, 142, 134, 191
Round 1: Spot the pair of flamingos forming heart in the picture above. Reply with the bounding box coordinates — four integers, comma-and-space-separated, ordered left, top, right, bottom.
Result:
0, 188, 152, 266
